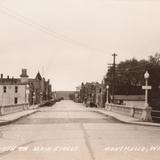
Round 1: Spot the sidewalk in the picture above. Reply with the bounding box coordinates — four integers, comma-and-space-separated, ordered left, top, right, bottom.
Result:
88, 108, 160, 127
0, 109, 38, 126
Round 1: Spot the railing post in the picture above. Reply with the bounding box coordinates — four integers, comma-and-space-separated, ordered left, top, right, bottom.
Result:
0, 106, 2, 116
130, 107, 135, 117
0, 106, 4, 116
140, 106, 152, 121
105, 103, 111, 111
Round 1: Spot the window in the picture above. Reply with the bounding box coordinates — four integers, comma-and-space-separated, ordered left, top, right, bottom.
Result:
15, 86, 18, 93
3, 86, 7, 93
14, 97, 18, 104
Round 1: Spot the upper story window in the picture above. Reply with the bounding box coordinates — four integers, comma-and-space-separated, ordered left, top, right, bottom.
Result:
3, 86, 7, 93
15, 86, 18, 93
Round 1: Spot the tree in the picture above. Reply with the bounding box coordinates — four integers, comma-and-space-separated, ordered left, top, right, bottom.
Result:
148, 53, 160, 108
106, 58, 148, 95
149, 53, 160, 65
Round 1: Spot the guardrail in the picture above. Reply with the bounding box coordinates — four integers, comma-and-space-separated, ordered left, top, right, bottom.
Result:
106, 103, 152, 122
0, 103, 29, 116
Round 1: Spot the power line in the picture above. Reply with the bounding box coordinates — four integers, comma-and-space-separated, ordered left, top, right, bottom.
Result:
0, 5, 109, 55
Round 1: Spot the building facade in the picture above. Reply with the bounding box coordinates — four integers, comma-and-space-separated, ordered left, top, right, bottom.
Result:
0, 69, 53, 107
0, 84, 29, 106
0, 78, 29, 106
76, 81, 107, 108
28, 72, 52, 104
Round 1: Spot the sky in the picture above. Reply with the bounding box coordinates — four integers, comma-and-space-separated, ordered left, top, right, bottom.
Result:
0, 0, 160, 91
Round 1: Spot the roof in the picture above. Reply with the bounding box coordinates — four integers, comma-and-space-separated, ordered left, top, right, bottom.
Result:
35, 72, 42, 80
0, 78, 21, 85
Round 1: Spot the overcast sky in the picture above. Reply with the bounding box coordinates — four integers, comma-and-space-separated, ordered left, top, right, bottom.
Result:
0, 0, 160, 90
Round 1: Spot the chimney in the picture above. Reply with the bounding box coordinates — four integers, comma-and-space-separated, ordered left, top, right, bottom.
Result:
7, 75, 9, 79
1, 74, 3, 79
20, 69, 29, 83
20, 69, 28, 78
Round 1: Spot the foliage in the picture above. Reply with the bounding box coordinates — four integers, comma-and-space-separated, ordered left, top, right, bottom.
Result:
106, 58, 148, 95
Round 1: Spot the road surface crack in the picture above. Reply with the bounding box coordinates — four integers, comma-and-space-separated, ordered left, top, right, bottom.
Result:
80, 123, 95, 160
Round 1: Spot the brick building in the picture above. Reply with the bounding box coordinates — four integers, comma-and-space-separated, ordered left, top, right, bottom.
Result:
28, 71, 52, 104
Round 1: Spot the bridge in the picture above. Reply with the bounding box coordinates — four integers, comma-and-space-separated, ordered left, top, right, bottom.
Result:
0, 100, 160, 160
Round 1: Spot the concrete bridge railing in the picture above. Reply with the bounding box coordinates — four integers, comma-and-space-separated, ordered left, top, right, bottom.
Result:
105, 103, 152, 122
0, 103, 29, 116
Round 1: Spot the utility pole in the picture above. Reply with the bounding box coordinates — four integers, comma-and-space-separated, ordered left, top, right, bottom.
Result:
112, 53, 117, 102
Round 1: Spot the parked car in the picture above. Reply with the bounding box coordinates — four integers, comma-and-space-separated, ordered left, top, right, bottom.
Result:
39, 100, 56, 107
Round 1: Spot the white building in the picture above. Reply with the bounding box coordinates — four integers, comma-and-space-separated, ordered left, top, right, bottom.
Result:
0, 84, 29, 106
0, 69, 29, 115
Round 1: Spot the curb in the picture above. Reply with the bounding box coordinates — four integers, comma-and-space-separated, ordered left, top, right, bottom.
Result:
90, 109, 135, 124
89, 109, 160, 127
0, 110, 38, 126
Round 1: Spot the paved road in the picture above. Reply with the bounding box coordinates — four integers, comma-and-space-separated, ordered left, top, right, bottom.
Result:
0, 100, 160, 160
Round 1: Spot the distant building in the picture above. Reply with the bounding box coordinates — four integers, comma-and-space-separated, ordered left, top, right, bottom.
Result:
55, 91, 75, 100
76, 86, 81, 91
78, 82, 106, 107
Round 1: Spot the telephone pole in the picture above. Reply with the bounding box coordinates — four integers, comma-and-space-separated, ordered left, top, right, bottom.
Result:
112, 53, 117, 102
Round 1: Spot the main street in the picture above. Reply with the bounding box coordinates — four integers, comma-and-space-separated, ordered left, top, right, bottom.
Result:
0, 100, 160, 160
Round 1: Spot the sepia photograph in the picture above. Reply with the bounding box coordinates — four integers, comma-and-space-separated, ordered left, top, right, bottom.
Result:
0, 0, 160, 159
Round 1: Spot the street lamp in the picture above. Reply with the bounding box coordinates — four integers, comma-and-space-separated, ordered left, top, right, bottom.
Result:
106, 85, 109, 104
103, 75, 107, 85
25, 84, 29, 103
141, 71, 152, 121
144, 71, 149, 107
33, 91, 36, 104
144, 71, 149, 79
40, 91, 43, 104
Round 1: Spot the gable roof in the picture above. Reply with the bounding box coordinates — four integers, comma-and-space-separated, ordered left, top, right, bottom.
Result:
35, 72, 42, 80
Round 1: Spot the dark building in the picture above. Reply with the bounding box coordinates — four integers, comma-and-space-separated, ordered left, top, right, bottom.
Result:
28, 71, 52, 105
77, 81, 107, 108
